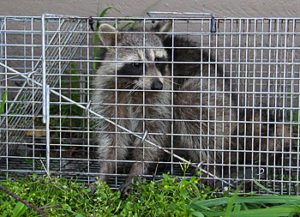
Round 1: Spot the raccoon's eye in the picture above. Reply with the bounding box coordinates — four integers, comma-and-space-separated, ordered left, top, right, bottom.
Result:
154, 57, 161, 62
155, 57, 168, 75
132, 62, 142, 68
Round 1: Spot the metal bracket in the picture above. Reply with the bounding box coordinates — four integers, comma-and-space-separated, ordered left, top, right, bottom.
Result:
210, 15, 216, 33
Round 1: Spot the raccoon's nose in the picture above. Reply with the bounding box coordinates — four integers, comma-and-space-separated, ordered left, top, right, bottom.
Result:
151, 79, 163, 90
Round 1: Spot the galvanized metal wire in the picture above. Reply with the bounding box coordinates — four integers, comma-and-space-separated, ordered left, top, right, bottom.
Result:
0, 15, 299, 194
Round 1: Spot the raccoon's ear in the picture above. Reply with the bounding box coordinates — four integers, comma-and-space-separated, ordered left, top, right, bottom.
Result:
152, 21, 172, 33
98, 24, 118, 46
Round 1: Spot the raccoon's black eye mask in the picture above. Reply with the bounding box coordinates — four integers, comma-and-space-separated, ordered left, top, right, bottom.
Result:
117, 57, 168, 77
117, 62, 144, 76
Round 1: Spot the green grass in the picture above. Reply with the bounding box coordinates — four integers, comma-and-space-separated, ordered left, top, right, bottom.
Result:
190, 195, 300, 217
1, 174, 300, 217
0, 91, 7, 114
0, 174, 214, 217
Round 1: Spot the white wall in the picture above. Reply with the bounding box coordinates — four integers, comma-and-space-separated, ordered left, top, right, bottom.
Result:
0, 0, 299, 18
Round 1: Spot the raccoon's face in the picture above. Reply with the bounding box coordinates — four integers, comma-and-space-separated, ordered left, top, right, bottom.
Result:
98, 24, 169, 90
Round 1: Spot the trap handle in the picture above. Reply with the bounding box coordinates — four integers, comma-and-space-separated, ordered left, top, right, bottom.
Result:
147, 11, 213, 18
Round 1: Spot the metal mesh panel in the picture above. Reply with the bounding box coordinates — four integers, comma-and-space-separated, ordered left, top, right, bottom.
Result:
0, 14, 299, 195
0, 15, 86, 177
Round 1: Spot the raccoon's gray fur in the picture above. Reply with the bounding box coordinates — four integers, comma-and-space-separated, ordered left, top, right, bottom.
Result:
92, 24, 171, 190
162, 35, 239, 171
161, 34, 291, 176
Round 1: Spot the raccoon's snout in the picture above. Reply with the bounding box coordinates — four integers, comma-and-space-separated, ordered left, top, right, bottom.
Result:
151, 78, 163, 90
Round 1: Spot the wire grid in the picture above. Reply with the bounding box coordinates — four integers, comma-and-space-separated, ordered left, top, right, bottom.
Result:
0, 14, 299, 195
0, 15, 86, 176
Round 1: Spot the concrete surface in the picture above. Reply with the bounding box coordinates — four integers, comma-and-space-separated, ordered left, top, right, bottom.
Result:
0, 0, 299, 18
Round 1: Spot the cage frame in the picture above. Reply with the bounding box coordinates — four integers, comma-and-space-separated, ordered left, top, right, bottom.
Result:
0, 13, 299, 195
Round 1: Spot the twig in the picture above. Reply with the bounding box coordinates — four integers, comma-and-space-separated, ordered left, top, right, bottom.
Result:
39, 158, 51, 178
0, 184, 48, 217
152, 161, 160, 181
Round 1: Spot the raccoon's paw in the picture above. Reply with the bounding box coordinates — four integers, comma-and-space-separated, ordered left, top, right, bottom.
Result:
120, 176, 138, 197
89, 183, 98, 195
119, 180, 132, 198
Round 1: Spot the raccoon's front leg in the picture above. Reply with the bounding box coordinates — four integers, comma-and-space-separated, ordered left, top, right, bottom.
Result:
97, 130, 129, 181
120, 134, 166, 194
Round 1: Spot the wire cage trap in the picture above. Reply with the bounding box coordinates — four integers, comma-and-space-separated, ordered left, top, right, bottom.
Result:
0, 13, 299, 195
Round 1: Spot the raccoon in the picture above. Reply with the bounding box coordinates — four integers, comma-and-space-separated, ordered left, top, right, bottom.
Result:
93, 22, 292, 190
92, 23, 171, 192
